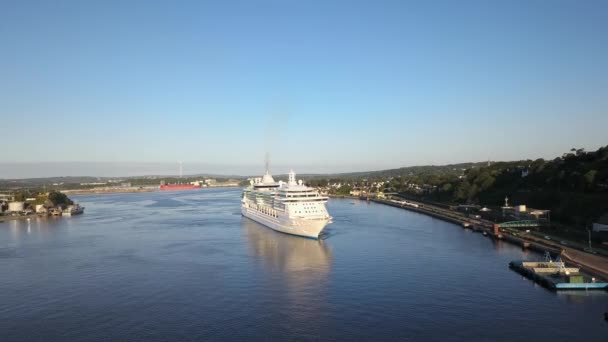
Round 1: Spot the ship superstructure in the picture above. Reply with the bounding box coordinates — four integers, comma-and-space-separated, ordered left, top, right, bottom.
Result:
241, 169, 332, 239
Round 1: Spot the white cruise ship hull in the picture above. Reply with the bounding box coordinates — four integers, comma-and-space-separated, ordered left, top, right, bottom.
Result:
241, 206, 330, 239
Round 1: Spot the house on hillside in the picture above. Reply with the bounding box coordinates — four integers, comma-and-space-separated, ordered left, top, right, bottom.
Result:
350, 189, 362, 196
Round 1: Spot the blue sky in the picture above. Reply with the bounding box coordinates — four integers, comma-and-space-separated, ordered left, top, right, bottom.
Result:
1, 0, 607, 177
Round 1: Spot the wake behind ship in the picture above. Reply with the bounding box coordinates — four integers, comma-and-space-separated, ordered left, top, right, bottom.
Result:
241, 169, 332, 239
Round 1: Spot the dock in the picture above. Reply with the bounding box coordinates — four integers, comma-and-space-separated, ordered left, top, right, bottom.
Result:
509, 258, 608, 291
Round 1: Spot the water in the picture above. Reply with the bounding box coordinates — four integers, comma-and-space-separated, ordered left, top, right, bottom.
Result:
1, 188, 606, 341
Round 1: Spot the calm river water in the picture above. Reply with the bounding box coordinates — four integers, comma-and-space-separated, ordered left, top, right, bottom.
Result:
1, 188, 606, 341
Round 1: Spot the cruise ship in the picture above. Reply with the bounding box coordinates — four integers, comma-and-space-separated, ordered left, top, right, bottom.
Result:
241, 169, 332, 239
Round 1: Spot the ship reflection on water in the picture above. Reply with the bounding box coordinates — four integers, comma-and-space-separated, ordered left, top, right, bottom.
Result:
241, 218, 332, 324
242, 218, 332, 277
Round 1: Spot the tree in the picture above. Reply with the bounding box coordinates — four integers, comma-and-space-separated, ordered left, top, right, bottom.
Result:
13, 193, 25, 201
442, 183, 453, 192
531, 158, 546, 172
335, 185, 352, 195
583, 170, 597, 188
48, 191, 73, 207
467, 184, 479, 201
454, 181, 471, 201
475, 172, 495, 191
426, 175, 441, 186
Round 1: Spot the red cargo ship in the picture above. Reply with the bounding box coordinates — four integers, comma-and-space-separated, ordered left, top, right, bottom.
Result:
159, 184, 202, 191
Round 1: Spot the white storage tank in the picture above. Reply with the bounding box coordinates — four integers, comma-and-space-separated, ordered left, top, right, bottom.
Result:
8, 201, 25, 212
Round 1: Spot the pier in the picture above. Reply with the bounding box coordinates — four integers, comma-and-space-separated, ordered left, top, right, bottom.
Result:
509, 259, 608, 291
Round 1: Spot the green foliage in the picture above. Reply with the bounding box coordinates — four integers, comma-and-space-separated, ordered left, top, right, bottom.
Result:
454, 181, 470, 201
583, 170, 597, 187
474, 171, 495, 191
438, 145, 607, 225
47, 191, 73, 207
34, 195, 46, 205
306, 179, 329, 187
334, 185, 353, 195
441, 183, 453, 192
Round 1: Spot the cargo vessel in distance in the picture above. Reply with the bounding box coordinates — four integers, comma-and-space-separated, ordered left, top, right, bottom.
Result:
241, 168, 332, 239
159, 183, 202, 191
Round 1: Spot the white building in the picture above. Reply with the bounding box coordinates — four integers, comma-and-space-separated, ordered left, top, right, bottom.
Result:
8, 202, 24, 212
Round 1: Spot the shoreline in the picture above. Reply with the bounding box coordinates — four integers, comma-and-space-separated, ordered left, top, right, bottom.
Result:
340, 196, 608, 280
61, 186, 157, 195
61, 184, 241, 195
2, 186, 243, 223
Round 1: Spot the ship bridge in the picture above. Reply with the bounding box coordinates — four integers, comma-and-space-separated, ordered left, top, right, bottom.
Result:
252, 170, 279, 191
275, 170, 328, 202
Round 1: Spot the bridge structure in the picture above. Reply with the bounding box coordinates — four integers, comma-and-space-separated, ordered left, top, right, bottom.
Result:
498, 220, 542, 228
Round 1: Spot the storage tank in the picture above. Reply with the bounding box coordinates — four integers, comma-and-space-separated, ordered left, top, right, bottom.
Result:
8, 202, 24, 212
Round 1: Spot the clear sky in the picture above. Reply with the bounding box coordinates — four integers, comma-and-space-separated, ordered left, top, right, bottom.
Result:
1, 0, 607, 177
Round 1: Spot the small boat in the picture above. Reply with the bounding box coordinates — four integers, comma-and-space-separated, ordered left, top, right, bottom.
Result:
62, 204, 85, 216
482, 231, 488, 236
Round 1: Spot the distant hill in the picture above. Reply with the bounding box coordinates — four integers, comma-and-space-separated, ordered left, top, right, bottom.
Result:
372, 146, 608, 227
297, 162, 487, 180
0, 162, 511, 189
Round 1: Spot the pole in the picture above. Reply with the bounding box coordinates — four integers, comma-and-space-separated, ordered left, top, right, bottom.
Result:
588, 228, 592, 249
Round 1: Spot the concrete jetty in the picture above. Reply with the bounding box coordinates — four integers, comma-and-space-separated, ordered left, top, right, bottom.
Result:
509, 260, 608, 291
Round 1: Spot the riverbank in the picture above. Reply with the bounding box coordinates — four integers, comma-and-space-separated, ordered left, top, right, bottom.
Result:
61, 184, 241, 195
365, 197, 608, 281
61, 186, 157, 195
